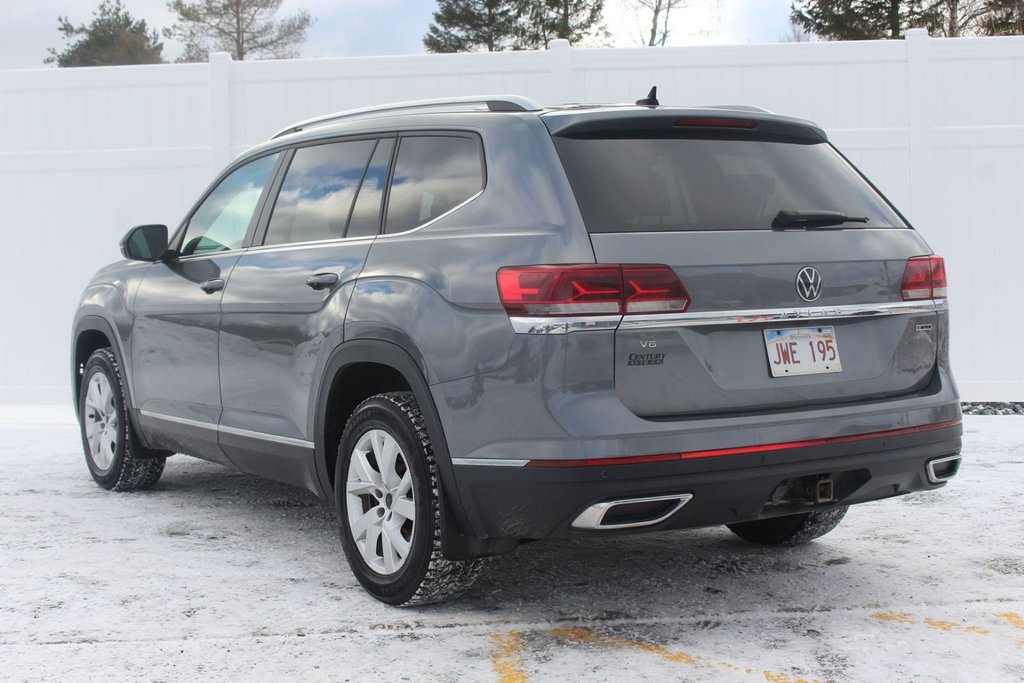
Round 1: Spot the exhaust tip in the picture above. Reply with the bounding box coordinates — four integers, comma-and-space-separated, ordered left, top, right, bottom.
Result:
571, 493, 693, 530
926, 455, 961, 484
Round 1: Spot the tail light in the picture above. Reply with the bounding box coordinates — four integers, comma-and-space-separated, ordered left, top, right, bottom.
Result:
497, 264, 689, 316
496, 265, 622, 316
622, 266, 690, 313
901, 255, 947, 300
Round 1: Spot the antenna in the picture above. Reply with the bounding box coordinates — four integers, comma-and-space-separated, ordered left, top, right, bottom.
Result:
636, 86, 659, 107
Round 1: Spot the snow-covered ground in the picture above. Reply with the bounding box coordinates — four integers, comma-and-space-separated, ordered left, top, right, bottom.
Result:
1, 413, 1022, 682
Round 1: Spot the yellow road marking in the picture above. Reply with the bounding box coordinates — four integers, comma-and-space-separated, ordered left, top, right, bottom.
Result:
872, 612, 989, 635
996, 612, 1024, 631
871, 611, 916, 625
550, 626, 818, 683
551, 626, 698, 665
923, 618, 988, 635
491, 630, 528, 683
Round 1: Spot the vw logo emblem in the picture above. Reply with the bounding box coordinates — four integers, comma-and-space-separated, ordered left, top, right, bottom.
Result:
796, 267, 823, 302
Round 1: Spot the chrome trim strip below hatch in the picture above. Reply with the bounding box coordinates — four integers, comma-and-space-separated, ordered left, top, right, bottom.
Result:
509, 300, 943, 334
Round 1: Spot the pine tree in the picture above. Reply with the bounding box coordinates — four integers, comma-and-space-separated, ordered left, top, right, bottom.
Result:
516, 0, 608, 48
791, 0, 940, 40
424, 0, 521, 52
981, 0, 1024, 34
46, 0, 164, 67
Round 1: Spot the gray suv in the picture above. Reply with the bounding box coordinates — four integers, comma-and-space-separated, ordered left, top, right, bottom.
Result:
71, 94, 962, 605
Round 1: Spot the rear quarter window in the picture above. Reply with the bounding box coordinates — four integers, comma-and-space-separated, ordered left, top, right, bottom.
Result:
384, 135, 484, 234
552, 136, 906, 233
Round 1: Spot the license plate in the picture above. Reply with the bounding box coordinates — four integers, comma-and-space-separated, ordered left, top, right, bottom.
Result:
764, 326, 842, 377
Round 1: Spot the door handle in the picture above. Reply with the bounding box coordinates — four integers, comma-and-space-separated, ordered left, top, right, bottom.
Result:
305, 272, 339, 290
199, 278, 225, 294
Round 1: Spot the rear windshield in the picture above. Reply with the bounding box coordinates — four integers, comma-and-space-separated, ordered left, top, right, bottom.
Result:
552, 136, 906, 232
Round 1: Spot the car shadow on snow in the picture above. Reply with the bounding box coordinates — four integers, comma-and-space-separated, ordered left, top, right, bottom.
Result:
150, 455, 898, 621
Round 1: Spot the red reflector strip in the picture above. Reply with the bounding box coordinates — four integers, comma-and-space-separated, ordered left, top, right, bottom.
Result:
674, 118, 757, 129
525, 419, 962, 468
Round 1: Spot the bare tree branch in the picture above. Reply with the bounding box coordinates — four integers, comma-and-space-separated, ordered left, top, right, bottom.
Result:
165, 0, 314, 61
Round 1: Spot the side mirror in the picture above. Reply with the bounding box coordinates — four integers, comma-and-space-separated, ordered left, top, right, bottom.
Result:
120, 224, 168, 261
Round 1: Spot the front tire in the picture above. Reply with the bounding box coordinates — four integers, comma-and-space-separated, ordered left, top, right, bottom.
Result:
727, 506, 848, 546
336, 392, 483, 606
78, 348, 166, 491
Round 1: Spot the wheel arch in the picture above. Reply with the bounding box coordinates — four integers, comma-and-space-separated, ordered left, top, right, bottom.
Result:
73, 314, 164, 453
315, 339, 502, 559
72, 316, 129, 419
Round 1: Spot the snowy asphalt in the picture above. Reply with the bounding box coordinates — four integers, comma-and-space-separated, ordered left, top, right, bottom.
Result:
1, 414, 1023, 682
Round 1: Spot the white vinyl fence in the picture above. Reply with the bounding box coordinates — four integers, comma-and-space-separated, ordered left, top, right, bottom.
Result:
1, 30, 1022, 404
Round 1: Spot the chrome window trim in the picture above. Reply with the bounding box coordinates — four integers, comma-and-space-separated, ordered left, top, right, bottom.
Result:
451, 457, 529, 467
618, 300, 945, 330
242, 234, 376, 254
509, 315, 622, 335
375, 187, 485, 240
139, 410, 314, 449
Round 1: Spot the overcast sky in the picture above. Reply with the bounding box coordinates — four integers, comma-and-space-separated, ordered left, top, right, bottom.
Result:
0, 0, 795, 69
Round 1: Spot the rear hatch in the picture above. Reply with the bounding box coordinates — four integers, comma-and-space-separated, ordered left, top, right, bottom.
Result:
546, 109, 942, 418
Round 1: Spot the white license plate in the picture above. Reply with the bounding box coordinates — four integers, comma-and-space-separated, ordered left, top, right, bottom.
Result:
764, 326, 842, 377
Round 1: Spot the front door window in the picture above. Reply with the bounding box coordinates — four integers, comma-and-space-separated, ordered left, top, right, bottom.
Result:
179, 153, 281, 256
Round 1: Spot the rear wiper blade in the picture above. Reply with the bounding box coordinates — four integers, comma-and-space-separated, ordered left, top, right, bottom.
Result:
771, 210, 870, 230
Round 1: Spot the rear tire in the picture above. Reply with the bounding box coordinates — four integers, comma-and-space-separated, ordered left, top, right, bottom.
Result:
336, 391, 483, 606
78, 348, 167, 491
727, 506, 848, 546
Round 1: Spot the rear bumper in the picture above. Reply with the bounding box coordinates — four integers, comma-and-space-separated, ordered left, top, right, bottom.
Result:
451, 421, 962, 539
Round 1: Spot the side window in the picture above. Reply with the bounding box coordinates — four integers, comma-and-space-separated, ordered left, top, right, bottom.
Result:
264, 139, 376, 246
346, 138, 395, 239
179, 153, 280, 257
385, 136, 484, 234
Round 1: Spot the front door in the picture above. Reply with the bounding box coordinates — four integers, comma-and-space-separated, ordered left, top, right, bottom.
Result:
132, 152, 282, 462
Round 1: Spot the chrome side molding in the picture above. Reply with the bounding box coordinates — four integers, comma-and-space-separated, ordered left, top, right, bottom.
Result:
139, 410, 315, 449
450, 457, 529, 467
571, 493, 694, 530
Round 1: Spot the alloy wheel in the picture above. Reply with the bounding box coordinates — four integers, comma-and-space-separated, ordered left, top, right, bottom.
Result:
345, 429, 416, 575
84, 372, 118, 470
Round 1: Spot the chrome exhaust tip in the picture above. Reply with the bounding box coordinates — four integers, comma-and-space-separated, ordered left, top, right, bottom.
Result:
571, 493, 693, 530
926, 454, 961, 484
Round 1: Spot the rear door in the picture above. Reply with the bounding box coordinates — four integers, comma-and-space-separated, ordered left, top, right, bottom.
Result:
217, 136, 393, 489
550, 115, 941, 418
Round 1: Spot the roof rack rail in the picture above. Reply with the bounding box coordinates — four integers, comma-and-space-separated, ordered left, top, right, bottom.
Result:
272, 95, 543, 139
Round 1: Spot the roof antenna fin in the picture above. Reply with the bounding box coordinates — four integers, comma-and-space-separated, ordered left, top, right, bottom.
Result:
636, 86, 659, 107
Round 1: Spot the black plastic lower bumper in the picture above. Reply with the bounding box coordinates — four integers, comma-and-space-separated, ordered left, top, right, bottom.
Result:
451, 423, 962, 540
